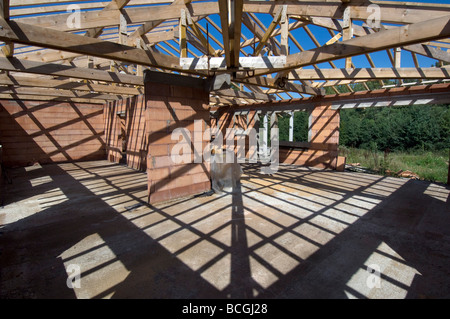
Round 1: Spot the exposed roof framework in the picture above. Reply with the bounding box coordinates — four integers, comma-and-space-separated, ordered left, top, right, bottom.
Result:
0, 0, 449, 106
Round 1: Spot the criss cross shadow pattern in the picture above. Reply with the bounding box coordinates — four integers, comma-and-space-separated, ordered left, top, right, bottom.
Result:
1, 160, 449, 298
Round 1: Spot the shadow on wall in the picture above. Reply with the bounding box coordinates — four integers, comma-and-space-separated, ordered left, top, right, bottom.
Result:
0, 99, 105, 167
104, 96, 148, 171
1, 161, 449, 299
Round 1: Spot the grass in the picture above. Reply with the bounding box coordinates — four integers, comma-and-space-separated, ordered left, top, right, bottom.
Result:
340, 146, 450, 184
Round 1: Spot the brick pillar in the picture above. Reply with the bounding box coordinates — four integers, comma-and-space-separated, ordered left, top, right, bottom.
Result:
308, 103, 340, 169
145, 71, 211, 204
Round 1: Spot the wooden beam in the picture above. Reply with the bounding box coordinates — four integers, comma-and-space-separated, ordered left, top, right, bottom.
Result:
210, 96, 249, 106
394, 47, 401, 68
0, 18, 189, 74
234, 76, 324, 96
224, 83, 450, 113
243, 1, 450, 25
254, 15, 450, 76
0, 86, 123, 100
326, 32, 342, 45
212, 88, 274, 101
218, 0, 231, 68
310, 79, 368, 89
186, 11, 217, 56
129, 20, 164, 44
16, 2, 218, 32
231, 0, 244, 67
0, 93, 106, 104
253, 6, 284, 56
180, 56, 286, 70
13, 1, 450, 34
0, 73, 142, 95
288, 67, 450, 80
180, 9, 188, 58
403, 44, 450, 64
0, 57, 144, 85
65, 0, 131, 66
0, 0, 13, 57
280, 6, 288, 56
342, 6, 353, 69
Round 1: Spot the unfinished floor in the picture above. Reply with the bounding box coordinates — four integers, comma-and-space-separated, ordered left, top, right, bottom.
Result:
0, 160, 449, 299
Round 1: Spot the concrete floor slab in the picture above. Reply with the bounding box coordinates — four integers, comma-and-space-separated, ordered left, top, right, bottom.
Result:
1, 160, 449, 299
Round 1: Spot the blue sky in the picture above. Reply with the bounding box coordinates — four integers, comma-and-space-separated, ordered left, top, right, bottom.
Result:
9, 0, 450, 71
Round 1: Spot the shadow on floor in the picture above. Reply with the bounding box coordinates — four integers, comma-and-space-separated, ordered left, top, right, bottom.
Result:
1, 161, 449, 299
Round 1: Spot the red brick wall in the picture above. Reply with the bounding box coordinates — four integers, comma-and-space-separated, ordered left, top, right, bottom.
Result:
214, 110, 257, 159
104, 95, 147, 171
145, 82, 211, 204
279, 104, 340, 169
104, 99, 123, 164
0, 99, 105, 167
214, 104, 340, 170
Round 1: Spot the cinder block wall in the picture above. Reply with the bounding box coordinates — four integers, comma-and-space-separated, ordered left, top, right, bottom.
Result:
0, 100, 105, 167
104, 95, 147, 171
145, 80, 211, 204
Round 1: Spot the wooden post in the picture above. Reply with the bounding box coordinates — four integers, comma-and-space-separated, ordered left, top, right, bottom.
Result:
289, 111, 294, 142
180, 9, 187, 58
343, 6, 353, 69
1, 0, 14, 57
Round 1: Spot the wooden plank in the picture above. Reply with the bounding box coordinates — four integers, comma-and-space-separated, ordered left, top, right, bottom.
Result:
0, 93, 106, 104
254, 15, 450, 75
180, 56, 286, 70
1, 0, 13, 57
289, 67, 450, 80
212, 88, 274, 101
342, 6, 353, 69
253, 7, 283, 56
243, 1, 450, 24
218, 0, 231, 68
186, 11, 217, 56
234, 76, 324, 96
0, 86, 123, 100
16, 2, 217, 32
0, 18, 189, 74
129, 20, 164, 44
280, 6, 288, 56
128, 0, 191, 44
231, 0, 244, 67
12, 1, 450, 33
180, 9, 187, 58
0, 57, 144, 85
0, 73, 143, 94
225, 83, 450, 112
402, 44, 450, 64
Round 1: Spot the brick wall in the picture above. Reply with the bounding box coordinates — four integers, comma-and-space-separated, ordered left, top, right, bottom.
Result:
0, 99, 105, 167
214, 110, 258, 159
214, 103, 341, 170
279, 103, 340, 169
104, 95, 147, 171
145, 81, 211, 204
